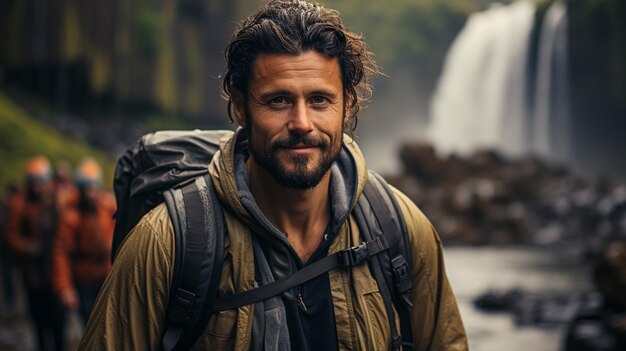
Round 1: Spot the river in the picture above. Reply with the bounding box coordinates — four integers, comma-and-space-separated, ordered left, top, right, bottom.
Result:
444, 246, 592, 351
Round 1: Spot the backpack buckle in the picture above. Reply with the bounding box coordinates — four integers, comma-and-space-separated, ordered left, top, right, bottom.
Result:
338, 242, 369, 267
392, 256, 411, 294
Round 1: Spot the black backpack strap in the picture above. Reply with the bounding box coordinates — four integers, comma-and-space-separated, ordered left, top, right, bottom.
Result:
161, 174, 225, 351
156, 171, 411, 349
356, 171, 414, 350
212, 235, 389, 311
211, 171, 412, 347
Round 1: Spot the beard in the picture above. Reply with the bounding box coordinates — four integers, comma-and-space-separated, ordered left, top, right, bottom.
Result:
247, 127, 343, 190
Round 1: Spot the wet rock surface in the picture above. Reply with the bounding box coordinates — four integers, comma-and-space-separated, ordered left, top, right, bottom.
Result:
473, 287, 591, 328
468, 238, 626, 350
389, 143, 626, 253
472, 287, 626, 350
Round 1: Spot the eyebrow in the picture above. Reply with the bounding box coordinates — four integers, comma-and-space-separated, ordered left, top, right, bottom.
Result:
258, 89, 339, 101
258, 90, 291, 100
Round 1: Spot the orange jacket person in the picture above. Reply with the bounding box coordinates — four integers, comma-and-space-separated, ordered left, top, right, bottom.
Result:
52, 158, 115, 324
6, 155, 67, 351
53, 159, 78, 210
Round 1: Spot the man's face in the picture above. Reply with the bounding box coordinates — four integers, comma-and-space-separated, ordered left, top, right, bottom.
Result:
235, 51, 346, 189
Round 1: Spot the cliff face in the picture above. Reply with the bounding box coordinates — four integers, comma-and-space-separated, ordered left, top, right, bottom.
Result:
567, 0, 626, 179
0, 0, 256, 122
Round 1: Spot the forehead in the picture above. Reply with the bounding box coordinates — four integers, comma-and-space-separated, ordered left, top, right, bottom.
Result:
249, 51, 342, 93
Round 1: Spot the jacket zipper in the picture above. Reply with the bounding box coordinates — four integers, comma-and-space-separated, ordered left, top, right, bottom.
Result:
297, 292, 308, 312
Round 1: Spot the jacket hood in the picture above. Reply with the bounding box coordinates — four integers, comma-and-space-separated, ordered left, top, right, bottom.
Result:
209, 128, 368, 248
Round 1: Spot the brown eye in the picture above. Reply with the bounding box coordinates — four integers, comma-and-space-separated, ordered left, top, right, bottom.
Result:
269, 96, 290, 107
310, 96, 328, 105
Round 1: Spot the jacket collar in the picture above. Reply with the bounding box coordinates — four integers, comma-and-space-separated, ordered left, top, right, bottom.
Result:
209, 127, 369, 243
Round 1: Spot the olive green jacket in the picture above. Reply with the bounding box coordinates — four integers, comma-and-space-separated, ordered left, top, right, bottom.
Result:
79, 131, 468, 350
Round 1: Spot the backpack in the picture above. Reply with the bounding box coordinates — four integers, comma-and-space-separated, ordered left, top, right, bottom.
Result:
112, 130, 415, 351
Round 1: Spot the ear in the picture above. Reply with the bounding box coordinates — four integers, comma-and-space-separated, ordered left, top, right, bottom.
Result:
231, 89, 246, 128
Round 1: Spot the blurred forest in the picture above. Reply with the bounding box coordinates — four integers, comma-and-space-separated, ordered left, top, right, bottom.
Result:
0, 0, 624, 188
0, 0, 516, 188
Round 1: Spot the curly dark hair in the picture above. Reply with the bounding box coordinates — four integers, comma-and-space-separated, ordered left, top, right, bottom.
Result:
222, 0, 379, 131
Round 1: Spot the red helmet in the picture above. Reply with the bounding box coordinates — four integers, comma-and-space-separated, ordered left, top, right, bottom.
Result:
75, 158, 102, 187
25, 155, 52, 182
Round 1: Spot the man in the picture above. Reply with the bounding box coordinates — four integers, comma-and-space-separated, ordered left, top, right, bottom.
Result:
6, 155, 66, 351
0, 183, 19, 318
80, 1, 468, 350
52, 158, 115, 324
52, 159, 78, 210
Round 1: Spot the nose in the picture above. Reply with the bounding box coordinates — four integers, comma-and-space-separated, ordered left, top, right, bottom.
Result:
287, 100, 314, 134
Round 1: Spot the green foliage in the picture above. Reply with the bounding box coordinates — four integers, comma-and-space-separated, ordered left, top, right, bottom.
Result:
140, 112, 189, 132
325, 0, 479, 71
135, 5, 163, 56
0, 92, 115, 192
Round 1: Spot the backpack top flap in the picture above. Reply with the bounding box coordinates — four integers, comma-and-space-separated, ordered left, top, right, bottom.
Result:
112, 129, 233, 259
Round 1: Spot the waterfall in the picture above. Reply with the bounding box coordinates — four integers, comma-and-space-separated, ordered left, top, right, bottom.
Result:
532, 1, 569, 162
428, 1, 536, 156
428, 0, 570, 162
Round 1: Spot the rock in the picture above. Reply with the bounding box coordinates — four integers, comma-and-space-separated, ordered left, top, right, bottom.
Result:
393, 141, 626, 248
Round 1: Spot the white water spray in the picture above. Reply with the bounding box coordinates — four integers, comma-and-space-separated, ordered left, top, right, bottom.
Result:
532, 1, 569, 162
428, 1, 570, 162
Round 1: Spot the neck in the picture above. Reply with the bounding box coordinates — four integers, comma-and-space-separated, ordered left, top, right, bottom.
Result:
247, 159, 331, 262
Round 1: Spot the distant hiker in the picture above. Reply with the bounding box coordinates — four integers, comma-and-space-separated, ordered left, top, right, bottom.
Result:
52, 158, 115, 324
53, 159, 78, 210
0, 182, 19, 317
5, 155, 66, 351
80, 1, 468, 350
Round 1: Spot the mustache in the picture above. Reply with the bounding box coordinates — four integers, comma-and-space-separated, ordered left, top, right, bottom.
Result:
272, 133, 329, 149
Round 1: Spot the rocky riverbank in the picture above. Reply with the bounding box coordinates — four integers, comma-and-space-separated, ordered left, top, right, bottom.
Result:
387, 143, 626, 253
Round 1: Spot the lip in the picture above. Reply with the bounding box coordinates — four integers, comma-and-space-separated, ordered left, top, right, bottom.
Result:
281, 145, 318, 154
